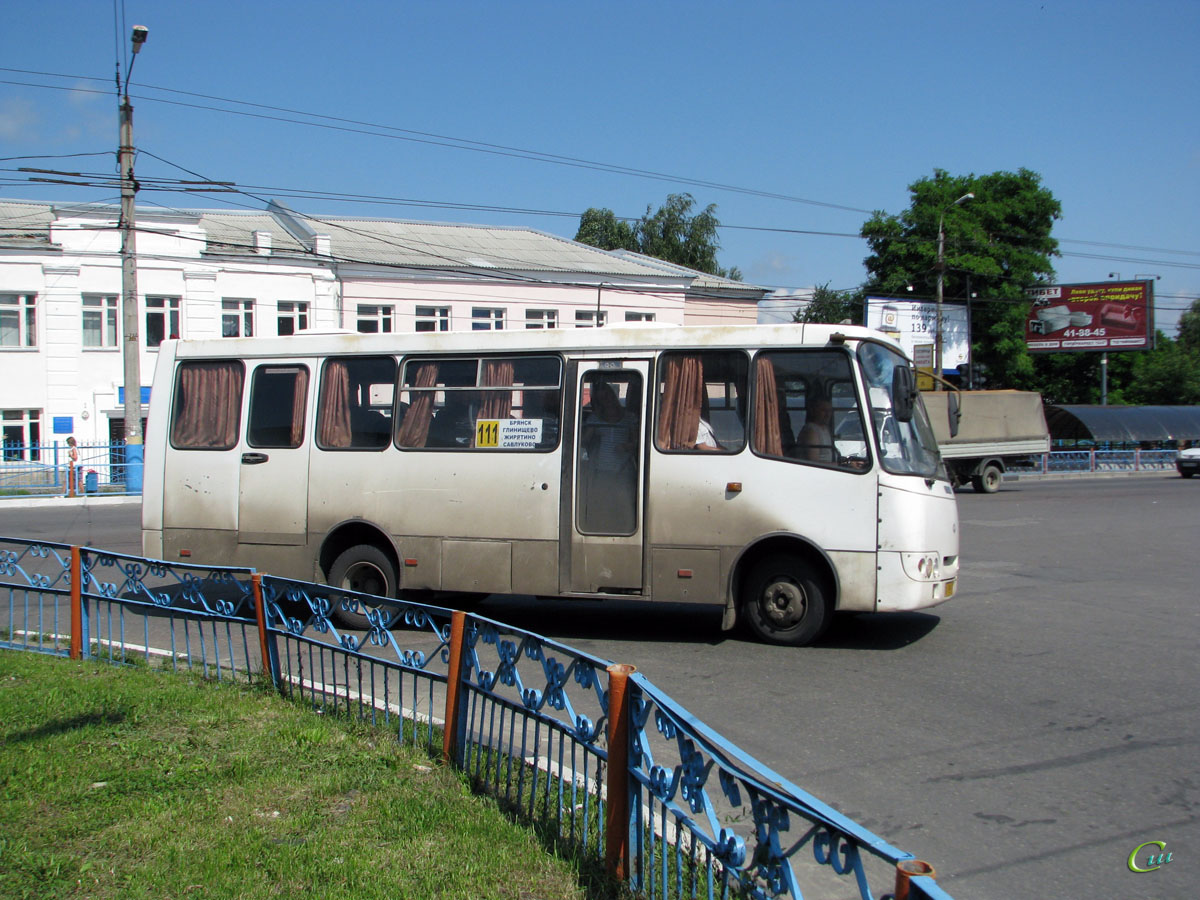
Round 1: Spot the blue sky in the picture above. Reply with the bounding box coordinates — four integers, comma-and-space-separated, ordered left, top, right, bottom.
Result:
2, 1, 1197, 333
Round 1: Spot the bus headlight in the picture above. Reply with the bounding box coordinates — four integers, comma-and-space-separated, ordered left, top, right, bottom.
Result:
902, 552, 940, 581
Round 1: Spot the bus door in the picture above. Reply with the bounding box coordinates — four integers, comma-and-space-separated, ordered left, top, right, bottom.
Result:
562, 361, 650, 594
237, 363, 311, 545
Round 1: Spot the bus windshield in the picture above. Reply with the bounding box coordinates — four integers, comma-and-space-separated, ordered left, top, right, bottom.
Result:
857, 342, 944, 479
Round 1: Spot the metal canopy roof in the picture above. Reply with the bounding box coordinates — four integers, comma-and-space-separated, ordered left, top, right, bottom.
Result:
1045, 405, 1200, 443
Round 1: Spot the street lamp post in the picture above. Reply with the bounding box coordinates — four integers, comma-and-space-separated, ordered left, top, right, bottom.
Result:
935, 191, 973, 388
119, 25, 147, 492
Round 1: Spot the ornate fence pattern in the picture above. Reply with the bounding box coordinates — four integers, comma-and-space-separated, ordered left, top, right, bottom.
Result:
0, 535, 953, 900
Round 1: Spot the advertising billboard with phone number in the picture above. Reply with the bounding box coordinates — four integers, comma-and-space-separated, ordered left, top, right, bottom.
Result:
1024, 280, 1154, 353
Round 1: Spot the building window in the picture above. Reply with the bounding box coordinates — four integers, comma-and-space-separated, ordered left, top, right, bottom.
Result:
222, 298, 254, 338
356, 304, 393, 334
526, 309, 558, 329
1, 409, 41, 460
145, 296, 181, 347
472, 308, 505, 331
82, 294, 119, 349
277, 301, 309, 336
575, 310, 608, 328
625, 311, 655, 323
415, 305, 450, 333
0, 294, 37, 348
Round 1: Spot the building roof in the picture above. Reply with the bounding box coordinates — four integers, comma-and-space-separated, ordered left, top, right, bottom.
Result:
197, 210, 310, 256
279, 210, 685, 278
607, 248, 768, 297
1046, 405, 1200, 442
0, 201, 57, 248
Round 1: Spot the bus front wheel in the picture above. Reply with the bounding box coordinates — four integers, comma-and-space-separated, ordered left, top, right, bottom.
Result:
741, 555, 831, 646
328, 544, 397, 630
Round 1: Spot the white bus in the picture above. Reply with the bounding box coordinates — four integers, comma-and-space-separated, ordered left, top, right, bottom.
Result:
142, 323, 959, 646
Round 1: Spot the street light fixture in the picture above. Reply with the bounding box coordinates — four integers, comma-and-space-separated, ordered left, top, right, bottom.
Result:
935, 192, 973, 387
119, 25, 147, 492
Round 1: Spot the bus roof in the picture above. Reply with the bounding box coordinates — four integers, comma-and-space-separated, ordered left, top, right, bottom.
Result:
165, 322, 905, 360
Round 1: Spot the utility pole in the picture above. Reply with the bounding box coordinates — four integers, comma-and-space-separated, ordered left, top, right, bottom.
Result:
935, 191, 973, 389
119, 25, 147, 492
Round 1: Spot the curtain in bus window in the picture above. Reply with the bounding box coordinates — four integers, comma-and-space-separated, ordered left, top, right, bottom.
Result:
656, 355, 703, 450
477, 360, 515, 420
290, 369, 308, 446
396, 362, 440, 448
317, 361, 353, 448
753, 355, 783, 457
171, 361, 244, 450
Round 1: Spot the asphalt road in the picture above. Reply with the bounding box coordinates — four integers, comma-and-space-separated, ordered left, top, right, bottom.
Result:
3, 474, 1196, 899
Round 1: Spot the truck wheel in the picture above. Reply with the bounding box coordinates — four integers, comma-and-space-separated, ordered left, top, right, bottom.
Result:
973, 464, 1003, 494
327, 544, 397, 630
741, 555, 832, 646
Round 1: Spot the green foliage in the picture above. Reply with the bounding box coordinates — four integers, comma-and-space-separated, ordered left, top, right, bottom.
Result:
793, 283, 863, 325
861, 168, 1061, 388
575, 193, 742, 280
1125, 332, 1200, 405
1177, 299, 1200, 353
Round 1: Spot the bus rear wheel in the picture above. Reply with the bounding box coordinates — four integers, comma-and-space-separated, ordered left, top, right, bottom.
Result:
741, 555, 831, 646
328, 544, 397, 630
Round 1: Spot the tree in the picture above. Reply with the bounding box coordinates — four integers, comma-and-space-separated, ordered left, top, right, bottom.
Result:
574, 193, 742, 280
861, 169, 1061, 389
793, 282, 863, 325
1177, 298, 1200, 352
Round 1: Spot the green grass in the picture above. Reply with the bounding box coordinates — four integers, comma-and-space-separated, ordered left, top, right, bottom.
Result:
0, 650, 624, 900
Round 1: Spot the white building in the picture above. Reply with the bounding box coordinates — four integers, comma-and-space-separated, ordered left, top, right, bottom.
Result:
1, 199, 764, 450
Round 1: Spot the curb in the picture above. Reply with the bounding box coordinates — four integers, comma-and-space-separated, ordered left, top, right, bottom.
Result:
0, 495, 142, 511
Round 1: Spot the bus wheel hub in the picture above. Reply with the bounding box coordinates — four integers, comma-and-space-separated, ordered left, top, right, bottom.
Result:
763, 581, 806, 626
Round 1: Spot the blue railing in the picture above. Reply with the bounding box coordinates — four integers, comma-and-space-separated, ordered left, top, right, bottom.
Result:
0, 535, 951, 900
0, 441, 137, 496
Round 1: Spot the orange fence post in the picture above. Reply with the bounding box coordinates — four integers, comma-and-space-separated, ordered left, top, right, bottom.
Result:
604, 663, 637, 881
69, 546, 82, 660
441, 610, 469, 765
251, 574, 276, 687
894, 859, 936, 900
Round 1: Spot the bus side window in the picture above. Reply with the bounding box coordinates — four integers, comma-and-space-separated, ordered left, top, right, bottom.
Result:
656, 350, 747, 453
316, 356, 396, 450
247, 365, 309, 448
170, 360, 245, 450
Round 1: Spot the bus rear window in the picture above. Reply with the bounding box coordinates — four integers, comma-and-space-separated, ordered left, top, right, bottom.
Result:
170, 360, 245, 450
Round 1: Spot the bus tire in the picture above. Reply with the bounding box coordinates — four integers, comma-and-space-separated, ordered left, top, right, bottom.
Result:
328, 544, 397, 630
972, 463, 1003, 494
741, 555, 831, 647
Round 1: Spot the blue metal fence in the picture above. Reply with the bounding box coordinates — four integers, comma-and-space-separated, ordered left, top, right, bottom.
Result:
0, 441, 136, 496
0, 535, 952, 900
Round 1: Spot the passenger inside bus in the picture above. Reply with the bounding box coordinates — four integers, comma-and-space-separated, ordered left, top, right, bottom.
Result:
427, 392, 476, 448
795, 395, 834, 463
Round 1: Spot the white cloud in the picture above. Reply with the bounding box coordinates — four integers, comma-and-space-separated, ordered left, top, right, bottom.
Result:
0, 97, 38, 142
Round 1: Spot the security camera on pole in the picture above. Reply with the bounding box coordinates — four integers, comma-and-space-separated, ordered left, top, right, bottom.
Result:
119, 25, 147, 492
935, 192, 973, 389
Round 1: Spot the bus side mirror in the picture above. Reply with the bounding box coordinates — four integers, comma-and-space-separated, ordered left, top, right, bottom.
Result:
893, 366, 917, 423
947, 391, 962, 438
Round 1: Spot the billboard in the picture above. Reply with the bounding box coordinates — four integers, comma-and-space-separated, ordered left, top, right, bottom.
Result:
865, 298, 969, 375
1024, 281, 1154, 353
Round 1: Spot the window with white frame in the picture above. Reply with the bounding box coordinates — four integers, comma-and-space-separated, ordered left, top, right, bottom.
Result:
415, 305, 450, 332
82, 294, 119, 348
0, 294, 37, 348
222, 298, 255, 338
575, 309, 608, 328
356, 304, 394, 334
625, 311, 656, 323
277, 301, 309, 336
525, 309, 558, 329
145, 296, 181, 347
1, 409, 41, 460
472, 307, 505, 331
